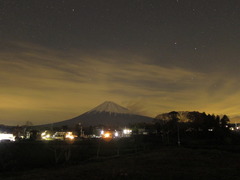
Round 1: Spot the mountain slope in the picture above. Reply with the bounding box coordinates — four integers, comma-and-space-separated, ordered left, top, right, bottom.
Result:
36, 101, 153, 128
89, 101, 129, 114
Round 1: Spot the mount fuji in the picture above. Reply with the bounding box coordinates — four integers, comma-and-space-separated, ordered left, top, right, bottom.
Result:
37, 101, 153, 128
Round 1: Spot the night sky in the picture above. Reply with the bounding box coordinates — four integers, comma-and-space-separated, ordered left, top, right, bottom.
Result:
1, 0, 240, 125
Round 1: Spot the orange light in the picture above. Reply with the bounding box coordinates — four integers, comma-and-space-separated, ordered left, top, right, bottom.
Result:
104, 133, 110, 138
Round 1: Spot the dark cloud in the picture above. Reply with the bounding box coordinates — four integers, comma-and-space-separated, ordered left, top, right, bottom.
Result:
1, 1, 240, 124
1, 43, 240, 125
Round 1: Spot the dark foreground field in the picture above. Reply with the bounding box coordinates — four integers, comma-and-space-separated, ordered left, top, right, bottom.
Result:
1, 143, 240, 180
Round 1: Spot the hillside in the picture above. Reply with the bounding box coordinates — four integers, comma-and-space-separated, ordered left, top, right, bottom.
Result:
36, 101, 153, 128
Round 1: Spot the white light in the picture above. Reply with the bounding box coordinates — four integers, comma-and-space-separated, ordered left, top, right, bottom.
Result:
115, 132, 119, 137
41, 132, 46, 136
123, 129, 132, 135
101, 130, 104, 135
0, 133, 15, 141
41, 131, 51, 140
65, 132, 75, 140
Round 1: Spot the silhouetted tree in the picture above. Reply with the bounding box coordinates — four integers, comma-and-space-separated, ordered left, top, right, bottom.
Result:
84, 126, 94, 135
216, 115, 221, 127
220, 115, 230, 129
61, 125, 69, 131
75, 123, 83, 137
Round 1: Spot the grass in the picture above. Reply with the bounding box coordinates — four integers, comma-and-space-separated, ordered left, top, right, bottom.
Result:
1, 146, 240, 180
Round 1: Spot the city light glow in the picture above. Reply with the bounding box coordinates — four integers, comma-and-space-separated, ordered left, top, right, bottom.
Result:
65, 132, 76, 140
41, 131, 52, 140
123, 129, 132, 135
0, 133, 15, 141
103, 133, 111, 138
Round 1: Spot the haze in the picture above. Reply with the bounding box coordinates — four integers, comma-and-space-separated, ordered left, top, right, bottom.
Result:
1, 0, 240, 125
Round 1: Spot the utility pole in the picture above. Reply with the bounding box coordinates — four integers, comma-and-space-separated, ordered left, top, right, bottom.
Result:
177, 123, 181, 146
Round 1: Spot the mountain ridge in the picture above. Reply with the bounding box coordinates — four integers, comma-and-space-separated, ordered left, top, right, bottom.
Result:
87, 101, 130, 114
35, 101, 153, 128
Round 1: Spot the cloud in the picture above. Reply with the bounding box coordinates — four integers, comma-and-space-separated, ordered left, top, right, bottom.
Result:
0, 42, 240, 125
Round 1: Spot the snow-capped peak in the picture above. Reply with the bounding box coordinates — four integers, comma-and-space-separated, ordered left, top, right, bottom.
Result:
88, 101, 130, 114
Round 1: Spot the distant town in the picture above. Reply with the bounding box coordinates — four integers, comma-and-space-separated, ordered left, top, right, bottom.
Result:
1, 101, 240, 179
0, 101, 238, 143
